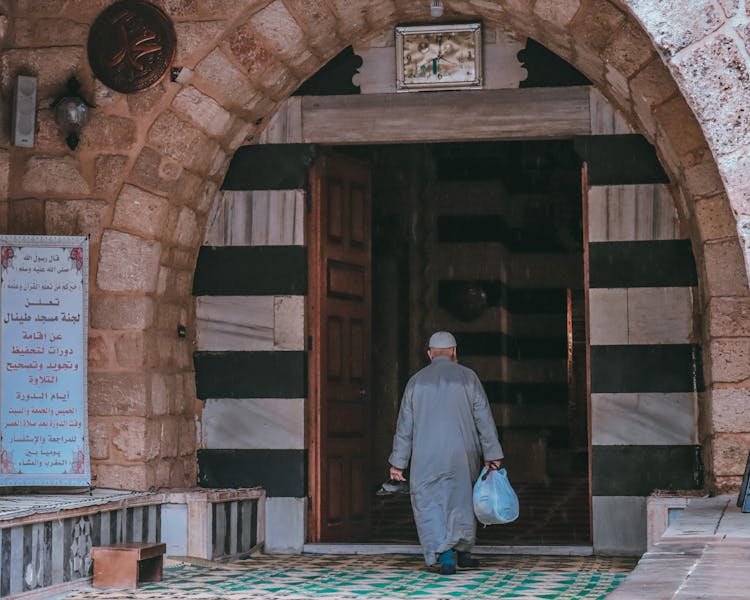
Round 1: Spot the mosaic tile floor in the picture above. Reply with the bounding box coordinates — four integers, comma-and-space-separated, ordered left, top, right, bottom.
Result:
65, 554, 635, 599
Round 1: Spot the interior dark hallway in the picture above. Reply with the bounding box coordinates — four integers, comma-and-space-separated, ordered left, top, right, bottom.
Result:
357, 140, 590, 545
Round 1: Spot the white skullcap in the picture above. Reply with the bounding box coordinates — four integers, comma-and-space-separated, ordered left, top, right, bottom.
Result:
428, 331, 457, 349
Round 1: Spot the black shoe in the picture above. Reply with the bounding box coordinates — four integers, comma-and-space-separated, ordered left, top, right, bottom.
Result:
376, 479, 409, 496
438, 550, 456, 575
457, 552, 480, 568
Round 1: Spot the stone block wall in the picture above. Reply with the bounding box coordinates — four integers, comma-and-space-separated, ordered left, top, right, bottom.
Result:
0, 0, 748, 496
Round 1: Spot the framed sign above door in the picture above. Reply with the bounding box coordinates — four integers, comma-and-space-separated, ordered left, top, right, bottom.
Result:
396, 23, 483, 92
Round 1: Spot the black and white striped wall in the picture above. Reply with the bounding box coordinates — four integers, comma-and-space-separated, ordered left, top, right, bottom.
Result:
578, 136, 703, 555
194, 145, 313, 553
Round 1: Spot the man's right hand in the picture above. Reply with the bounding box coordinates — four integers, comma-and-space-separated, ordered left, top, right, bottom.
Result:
389, 465, 406, 481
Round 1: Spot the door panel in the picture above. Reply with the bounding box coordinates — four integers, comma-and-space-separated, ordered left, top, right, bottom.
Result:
309, 153, 372, 542
350, 320, 364, 380
328, 263, 366, 298
326, 457, 344, 524
350, 185, 367, 245
350, 456, 367, 518
327, 317, 344, 380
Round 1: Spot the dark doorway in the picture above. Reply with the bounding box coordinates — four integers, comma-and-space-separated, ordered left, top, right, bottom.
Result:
339, 140, 591, 546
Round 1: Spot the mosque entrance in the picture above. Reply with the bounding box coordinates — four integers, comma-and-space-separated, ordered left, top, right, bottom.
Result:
308, 140, 590, 546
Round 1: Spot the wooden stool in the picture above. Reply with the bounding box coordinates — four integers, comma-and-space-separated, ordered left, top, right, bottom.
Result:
91, 542, 166, 589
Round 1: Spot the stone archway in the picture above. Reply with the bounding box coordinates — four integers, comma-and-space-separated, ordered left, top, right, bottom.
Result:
0, 0, 748, 493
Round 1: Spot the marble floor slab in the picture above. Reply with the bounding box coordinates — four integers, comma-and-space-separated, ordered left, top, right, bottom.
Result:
609, 495, 750, 599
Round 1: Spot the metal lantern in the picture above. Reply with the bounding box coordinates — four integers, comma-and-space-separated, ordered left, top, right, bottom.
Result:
51, 77, 94, 150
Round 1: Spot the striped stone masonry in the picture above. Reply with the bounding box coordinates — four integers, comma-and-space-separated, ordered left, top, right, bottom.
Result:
587, 181, 702, 556
196, 184, 308, 553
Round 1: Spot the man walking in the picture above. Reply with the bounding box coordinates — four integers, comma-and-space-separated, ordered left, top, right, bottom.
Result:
389, 331, 503, 575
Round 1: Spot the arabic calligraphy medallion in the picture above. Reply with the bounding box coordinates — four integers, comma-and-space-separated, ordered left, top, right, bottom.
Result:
87, 0, 176, 94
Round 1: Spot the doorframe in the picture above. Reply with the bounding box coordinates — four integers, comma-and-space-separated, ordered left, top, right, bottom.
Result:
306, 158, 324, 542
302, 96, 598, 544
582, 162, 594, 545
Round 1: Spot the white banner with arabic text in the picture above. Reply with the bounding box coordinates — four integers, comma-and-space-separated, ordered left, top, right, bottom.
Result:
0, 236, 89, 486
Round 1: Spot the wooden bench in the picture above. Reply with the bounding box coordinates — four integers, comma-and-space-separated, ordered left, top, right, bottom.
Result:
91, 542, 166, 589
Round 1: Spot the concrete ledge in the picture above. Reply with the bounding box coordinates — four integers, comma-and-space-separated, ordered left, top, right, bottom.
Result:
0, 487, 265, 529
159, 488, 265, 560
610, 495, 750, 599
659, 495, 730, 542
646, 493, 693, 551
0, 487, 265, 597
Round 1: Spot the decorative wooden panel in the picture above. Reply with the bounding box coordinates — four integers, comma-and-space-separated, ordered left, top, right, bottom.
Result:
326, 458, 344, 525
327, 261, 365, 300
327, 402, 366, 436
350, 320, 364, 380
350, 457, 367, 519
327, 317, 343, 381
350, 185, 366, 247
328, 179, 344, 241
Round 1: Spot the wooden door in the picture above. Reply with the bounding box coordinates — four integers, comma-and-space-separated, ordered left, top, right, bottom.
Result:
308, 153, 372, 542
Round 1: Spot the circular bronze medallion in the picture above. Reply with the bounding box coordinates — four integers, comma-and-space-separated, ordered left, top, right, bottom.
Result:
88, 0, 176, 94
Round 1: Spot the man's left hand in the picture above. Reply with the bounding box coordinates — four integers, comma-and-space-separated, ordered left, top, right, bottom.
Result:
484, 459, 502, 471
389, 465, 406, 481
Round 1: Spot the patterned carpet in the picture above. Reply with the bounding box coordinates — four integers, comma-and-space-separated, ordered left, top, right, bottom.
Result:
65, 554, 635, 599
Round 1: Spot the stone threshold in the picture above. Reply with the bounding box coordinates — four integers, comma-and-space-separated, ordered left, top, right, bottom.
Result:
303, 543, 594, 556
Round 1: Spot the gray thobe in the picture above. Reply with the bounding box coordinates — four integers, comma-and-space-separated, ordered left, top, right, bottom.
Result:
388, 355, 503, 565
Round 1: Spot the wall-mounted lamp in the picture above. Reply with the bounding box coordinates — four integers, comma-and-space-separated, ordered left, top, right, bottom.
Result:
50, 77, 94, 150
430, 0, 444, 17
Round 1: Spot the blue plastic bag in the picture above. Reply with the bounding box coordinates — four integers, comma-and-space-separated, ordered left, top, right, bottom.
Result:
472, 467, 519, 525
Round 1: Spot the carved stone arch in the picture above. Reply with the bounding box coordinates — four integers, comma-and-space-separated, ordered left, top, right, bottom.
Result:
0, 0, 747, 493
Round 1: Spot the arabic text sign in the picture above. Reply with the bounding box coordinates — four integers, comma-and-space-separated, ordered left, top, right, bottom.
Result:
0, 236, 89, 486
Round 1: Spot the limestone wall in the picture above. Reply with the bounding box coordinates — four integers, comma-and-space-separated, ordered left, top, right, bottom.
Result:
0, 0, 747, 493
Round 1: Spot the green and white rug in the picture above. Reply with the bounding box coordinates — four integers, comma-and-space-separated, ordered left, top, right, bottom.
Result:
66, 554, 635, 599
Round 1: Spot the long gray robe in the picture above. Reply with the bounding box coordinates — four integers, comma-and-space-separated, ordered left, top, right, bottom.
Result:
388, 355, 503, 565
